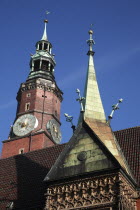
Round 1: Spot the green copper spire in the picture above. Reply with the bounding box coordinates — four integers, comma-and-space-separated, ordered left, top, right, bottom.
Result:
41, 20, 48, 41
27, 20, 55, 81
82, 30, 106, 122
76, 30, 133, 176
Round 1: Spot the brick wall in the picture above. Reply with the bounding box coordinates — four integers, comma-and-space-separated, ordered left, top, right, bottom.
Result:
2, 78, 62, 159
137, 198, 140, 210
2, 133, 55, 159
18, 88, 61, 121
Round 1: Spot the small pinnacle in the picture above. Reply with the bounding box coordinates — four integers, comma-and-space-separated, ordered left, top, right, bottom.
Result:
108, 98, 123, 124
76, 89, 85, 112
41, 19, 48, 41
64, 113, 76, 133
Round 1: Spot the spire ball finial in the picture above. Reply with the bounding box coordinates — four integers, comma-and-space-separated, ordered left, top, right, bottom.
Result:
44, 19, 48, 23
88, 30, 93, 34
89, 23, 94, 34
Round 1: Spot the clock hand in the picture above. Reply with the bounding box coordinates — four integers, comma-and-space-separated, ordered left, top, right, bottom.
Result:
18, 121, 28, 128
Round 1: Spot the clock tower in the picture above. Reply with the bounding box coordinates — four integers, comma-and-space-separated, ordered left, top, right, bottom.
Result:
2, 20, 63, 159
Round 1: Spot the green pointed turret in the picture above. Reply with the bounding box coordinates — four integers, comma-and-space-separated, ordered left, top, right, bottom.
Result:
41, 19, 48, 41
27, 20, 55, 81
83, 30, 106, 122
81, 30, 133, 177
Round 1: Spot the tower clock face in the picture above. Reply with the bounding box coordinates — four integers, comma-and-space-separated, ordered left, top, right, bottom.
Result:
47, 119, 62, 144
13, 114, 38, 137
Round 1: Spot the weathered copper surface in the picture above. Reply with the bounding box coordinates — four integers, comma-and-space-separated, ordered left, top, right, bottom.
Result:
85, 118, 133, 177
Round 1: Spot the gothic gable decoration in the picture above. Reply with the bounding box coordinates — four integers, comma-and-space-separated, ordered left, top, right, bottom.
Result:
45, 122, 119, 181
45, 172, 137, 210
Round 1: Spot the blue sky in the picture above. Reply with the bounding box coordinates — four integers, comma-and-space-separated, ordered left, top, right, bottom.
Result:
0, 0, 140, 152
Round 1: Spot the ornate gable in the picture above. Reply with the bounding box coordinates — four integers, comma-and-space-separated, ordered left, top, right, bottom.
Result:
45, 122, 119, 181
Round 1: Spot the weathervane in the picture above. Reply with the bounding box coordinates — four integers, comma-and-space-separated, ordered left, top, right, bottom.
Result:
64, 113, 76, 132
76, 89, 85, 112
90, 23, 94, 30
44, 11, 50, 23
108, 98, 123, 124
46, 11, 50, 16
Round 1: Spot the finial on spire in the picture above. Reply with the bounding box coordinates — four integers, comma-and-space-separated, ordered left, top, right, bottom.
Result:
41, 11, 50, 41
64, 113, 76, 133
41, 20, 48, 41
87, 24, 95, 55
76, 89, 85, 112
88, 24, 93, 35
77, 24, 106, 124
108, 98, 123, 124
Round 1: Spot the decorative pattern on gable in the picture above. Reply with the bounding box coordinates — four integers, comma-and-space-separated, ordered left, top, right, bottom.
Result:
45, 172, 137, 210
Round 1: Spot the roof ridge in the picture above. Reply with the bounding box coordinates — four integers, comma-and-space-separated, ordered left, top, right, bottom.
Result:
114, 126, 140, 133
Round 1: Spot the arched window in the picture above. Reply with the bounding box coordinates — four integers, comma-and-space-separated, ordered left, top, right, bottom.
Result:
25, 102, 30, 111
50, 64, 53, 72
34, 60, 40, 71
42, 60, 48, 71
39, 43, 42, 50
19, 148, 24, 154
44, 43, 48, 50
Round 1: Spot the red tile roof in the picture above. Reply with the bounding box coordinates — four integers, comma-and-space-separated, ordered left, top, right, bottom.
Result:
114, 126, 140, 186
0, 143, 66, 209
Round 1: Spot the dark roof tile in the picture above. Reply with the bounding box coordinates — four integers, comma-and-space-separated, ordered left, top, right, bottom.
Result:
0, 143, 66, 209
114, 126, 140, 186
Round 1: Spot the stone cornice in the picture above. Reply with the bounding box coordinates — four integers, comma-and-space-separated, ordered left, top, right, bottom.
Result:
44, 171, 137, 210
17, 80, 63, 102
2, 130, 52, 143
